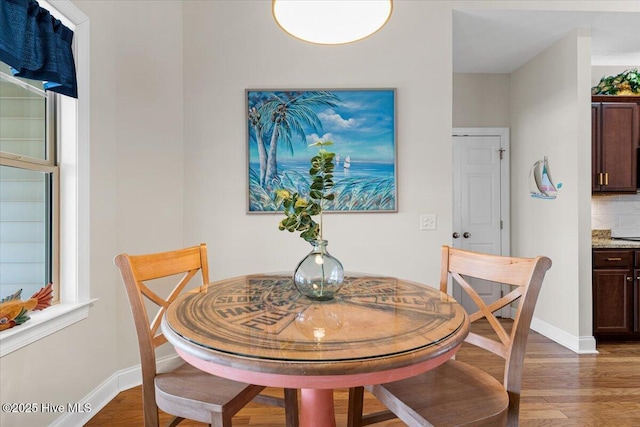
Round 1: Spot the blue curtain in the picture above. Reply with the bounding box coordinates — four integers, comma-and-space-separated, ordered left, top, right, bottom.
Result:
0, 0, 77, 98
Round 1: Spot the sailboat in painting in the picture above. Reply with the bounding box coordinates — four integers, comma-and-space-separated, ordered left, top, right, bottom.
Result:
343, 155, 351, 170
529, 156, 560, 199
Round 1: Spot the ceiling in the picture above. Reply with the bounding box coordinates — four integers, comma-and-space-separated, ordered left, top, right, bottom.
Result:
453, 9, 640, 74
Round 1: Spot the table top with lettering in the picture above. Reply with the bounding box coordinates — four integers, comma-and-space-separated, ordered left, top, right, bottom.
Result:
164, 273, 468, 376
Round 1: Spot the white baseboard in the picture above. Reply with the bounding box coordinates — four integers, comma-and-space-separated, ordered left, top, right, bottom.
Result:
530, 316, 598, 354
49, 354, 182, 427
506, 306, 597, 354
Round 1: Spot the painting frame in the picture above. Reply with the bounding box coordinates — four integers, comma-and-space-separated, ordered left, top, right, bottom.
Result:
246, 88, 397, 214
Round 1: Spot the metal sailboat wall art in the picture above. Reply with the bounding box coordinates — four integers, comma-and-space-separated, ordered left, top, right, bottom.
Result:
529, 156, 562, 200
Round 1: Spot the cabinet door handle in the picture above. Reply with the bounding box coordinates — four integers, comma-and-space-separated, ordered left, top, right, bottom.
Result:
627, 276, 633, 282
606, 257, 622, 261
598, 173, 604, 185
604, 172, 609, 186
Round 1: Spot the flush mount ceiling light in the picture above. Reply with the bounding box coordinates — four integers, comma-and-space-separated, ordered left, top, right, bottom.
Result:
272, 0, 393, 45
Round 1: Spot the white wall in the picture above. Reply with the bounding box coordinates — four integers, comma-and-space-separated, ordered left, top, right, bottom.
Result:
510, 28, 593, 348
453, 73, 510, 127
109, 0, 185, 368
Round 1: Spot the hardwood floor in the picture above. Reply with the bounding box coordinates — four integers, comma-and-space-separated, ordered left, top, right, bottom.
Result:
86, 322, 640, 426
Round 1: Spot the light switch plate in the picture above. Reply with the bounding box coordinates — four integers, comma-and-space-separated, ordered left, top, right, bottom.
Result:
420, 214, 437, 230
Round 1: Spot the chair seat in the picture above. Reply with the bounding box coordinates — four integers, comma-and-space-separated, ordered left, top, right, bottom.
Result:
366, 359, 509, 427
155, 362, 266, 424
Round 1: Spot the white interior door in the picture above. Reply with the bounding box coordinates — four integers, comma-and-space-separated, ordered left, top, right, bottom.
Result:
452, 128, 510, 317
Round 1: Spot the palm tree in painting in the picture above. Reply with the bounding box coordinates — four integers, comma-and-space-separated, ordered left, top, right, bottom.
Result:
259, 91, 339, 188
248, 106, 268, 186
248, 91, 274, 188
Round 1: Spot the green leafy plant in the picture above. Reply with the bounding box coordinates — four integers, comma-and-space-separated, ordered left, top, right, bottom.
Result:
276, 141, 336, 242
592, 68, 640, 95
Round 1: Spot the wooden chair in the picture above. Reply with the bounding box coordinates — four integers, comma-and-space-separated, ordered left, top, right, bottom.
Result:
347, 245, 552, 427
115, 244, 299, 427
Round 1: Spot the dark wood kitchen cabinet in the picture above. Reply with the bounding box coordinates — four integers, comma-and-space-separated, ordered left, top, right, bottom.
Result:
591, 101, 639, 193
635, 250, 640, 333
592, 249, 640, 340
635, 268, 640, 333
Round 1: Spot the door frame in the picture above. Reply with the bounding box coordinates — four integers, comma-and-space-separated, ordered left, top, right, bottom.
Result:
452, 127, 511, 317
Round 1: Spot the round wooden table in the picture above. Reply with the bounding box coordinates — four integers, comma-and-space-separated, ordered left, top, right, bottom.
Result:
161, 273, 469, 427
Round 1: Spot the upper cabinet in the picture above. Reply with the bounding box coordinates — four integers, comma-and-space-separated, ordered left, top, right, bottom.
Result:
592, 99, 640, 193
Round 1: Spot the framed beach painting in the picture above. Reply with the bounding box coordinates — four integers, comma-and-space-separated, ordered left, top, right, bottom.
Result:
246, 89, 397, 213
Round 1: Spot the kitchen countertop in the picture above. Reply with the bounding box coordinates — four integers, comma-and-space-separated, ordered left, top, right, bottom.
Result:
592, 229, 640, 248
592, 238, 640, 249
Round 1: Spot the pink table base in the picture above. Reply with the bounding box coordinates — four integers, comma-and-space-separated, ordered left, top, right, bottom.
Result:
300, 389, 335, 427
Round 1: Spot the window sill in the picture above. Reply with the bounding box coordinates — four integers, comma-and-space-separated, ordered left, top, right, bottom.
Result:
0, 299, 97, 357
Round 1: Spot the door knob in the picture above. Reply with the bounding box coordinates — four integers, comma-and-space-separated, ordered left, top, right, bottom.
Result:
452, 232, 460, 238
463, 232, 471, 238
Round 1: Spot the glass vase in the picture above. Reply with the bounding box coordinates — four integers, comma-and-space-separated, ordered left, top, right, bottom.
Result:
293, 240, 344, 301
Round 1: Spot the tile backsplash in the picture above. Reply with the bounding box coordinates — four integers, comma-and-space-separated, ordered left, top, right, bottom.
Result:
592, 193, 640, 236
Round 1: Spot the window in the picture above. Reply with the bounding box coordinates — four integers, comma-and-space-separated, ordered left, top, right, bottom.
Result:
0, 0, 91, 357
0, 62, 59, 304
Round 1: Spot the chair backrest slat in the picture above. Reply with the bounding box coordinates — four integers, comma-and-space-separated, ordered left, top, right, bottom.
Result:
448, 250, 536, 287
128, 246, 206, 282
